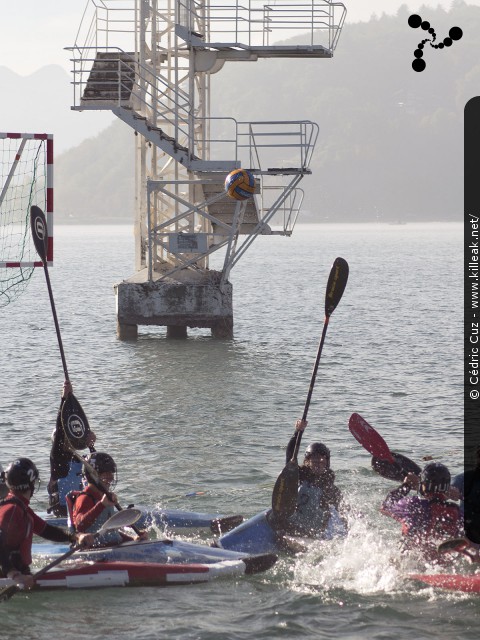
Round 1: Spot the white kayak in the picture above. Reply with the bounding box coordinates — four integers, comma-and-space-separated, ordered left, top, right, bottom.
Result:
33, 537, 262, 565
0, 555, 277, 591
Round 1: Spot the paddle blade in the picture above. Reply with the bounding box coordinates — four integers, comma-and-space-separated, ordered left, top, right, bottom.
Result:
325, 257, 349, 317
272, 460, 299, 519
30, 205, 49, 263
349, 413, 395, 464
438, 538, 471, 555
371, 452, 421, 482
242, 553, 278, 575
0, 584, 20, 602
210, 514, 244, 535
61, 393, 91, 450
98, 507, 143, 532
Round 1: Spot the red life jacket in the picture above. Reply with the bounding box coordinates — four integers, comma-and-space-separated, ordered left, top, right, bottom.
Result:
65, 489, 89, 530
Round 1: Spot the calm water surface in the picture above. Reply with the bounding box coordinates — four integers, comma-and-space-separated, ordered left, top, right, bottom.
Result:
0, 223, 473, 639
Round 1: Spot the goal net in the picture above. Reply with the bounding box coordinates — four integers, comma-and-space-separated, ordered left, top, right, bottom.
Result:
0, 133, 53, 307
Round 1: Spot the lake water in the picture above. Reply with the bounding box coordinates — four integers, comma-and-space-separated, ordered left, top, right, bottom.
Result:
1, 222, 474, 639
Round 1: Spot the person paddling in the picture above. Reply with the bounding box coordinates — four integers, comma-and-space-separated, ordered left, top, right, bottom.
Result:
450, 446, 480, 544
0, 458, 93, 590
277, 419, 347, 538
68, 452, 148, 547
48, 380, 97, 517
381, 462, 463, 561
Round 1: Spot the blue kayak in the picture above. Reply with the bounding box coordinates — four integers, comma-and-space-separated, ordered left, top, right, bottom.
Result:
217, 507, 348, 554
41, 505, 243, 535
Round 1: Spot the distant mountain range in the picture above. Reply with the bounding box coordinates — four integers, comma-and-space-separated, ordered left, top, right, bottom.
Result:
2, 3, 474, 223
0, 65, 114, 155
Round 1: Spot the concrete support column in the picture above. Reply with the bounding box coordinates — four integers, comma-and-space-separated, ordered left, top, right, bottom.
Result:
167, 325, 188, 338
116, 322, 138, 340
115, 271, 234, 340
211, 318, 233, 339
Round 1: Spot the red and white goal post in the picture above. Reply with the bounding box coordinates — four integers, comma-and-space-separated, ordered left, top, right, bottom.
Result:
0, 132, 53, 306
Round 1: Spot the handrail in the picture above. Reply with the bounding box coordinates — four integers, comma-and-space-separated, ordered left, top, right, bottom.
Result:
67, 45, 318, 172
176, 0, 346, 51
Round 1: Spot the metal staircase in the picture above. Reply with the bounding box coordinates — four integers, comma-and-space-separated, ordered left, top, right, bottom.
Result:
67, 1, 345, 338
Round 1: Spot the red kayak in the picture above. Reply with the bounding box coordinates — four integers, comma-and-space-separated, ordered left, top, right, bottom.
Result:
409, 573, 480, 593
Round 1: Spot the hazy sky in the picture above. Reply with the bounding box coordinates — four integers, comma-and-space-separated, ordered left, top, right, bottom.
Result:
0, 0, 474, 76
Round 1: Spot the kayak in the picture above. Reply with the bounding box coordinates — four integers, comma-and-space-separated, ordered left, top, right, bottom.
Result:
33, 537, 261, 565
0, 555, 277, 591
42, 506, 243, 535
216, 507, 347, 554
409, 573, 480, 593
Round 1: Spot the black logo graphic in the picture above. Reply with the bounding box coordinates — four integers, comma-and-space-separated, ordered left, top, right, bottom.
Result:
408, 14, 462, 72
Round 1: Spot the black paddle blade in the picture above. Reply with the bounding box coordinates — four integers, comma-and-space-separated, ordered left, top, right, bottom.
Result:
242, 553, 278, 575
0, 584, 20, 602
271, 460, 299, 519
371, 451, 421, 482
438, 538, 471, 555
210, 514, 244, 535
325, 257, 349, 317
30, 205, 49, 263
61, 393, 91, 450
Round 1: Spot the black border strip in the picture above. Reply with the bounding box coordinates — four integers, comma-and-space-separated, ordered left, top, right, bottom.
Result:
464, 97, 480, 543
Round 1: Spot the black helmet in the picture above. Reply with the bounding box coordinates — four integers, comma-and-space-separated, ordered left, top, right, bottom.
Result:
5, 458, 40, 494
419, 462, 450, 495
84, 452, 117, 488
305, 442, 330, 464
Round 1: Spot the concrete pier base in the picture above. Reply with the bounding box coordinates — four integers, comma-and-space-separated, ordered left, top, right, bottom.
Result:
114, 269, 233, 340
166, 325, 188, 339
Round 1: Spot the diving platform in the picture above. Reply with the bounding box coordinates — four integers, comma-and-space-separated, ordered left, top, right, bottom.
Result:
67, 1, 345, 338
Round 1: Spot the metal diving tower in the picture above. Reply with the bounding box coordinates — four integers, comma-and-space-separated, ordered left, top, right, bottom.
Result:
67, 0, 346, 339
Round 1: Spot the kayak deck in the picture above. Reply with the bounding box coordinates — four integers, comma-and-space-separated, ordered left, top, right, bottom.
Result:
33, 538, 256, 565
42, 506, 243, 535
0, 554, 277, 590
409, 573, 480, 593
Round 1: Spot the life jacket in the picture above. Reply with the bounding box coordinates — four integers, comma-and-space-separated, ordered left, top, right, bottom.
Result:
288, 481, 345, 538
66, 489, 122, 547
404, 497, 461, 540
65, 489, 85, 531
0, 496, 33, 574
57, 460, 84, 505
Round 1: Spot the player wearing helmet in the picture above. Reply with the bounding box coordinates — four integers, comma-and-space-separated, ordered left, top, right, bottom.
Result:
282, 419, 347, 538
48, 380, 97, 517
68, 452, 147, 547
0, 458, 93, 589
381, 462, 463, 560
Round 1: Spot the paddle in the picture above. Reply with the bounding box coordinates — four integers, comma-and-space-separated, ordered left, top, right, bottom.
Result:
349, 413, 421, 481
271, 257, 349, 519
437, 538, 480, 563
30, 205, 91, 450
0, 508, 142, 602
371, 451, 421, 482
